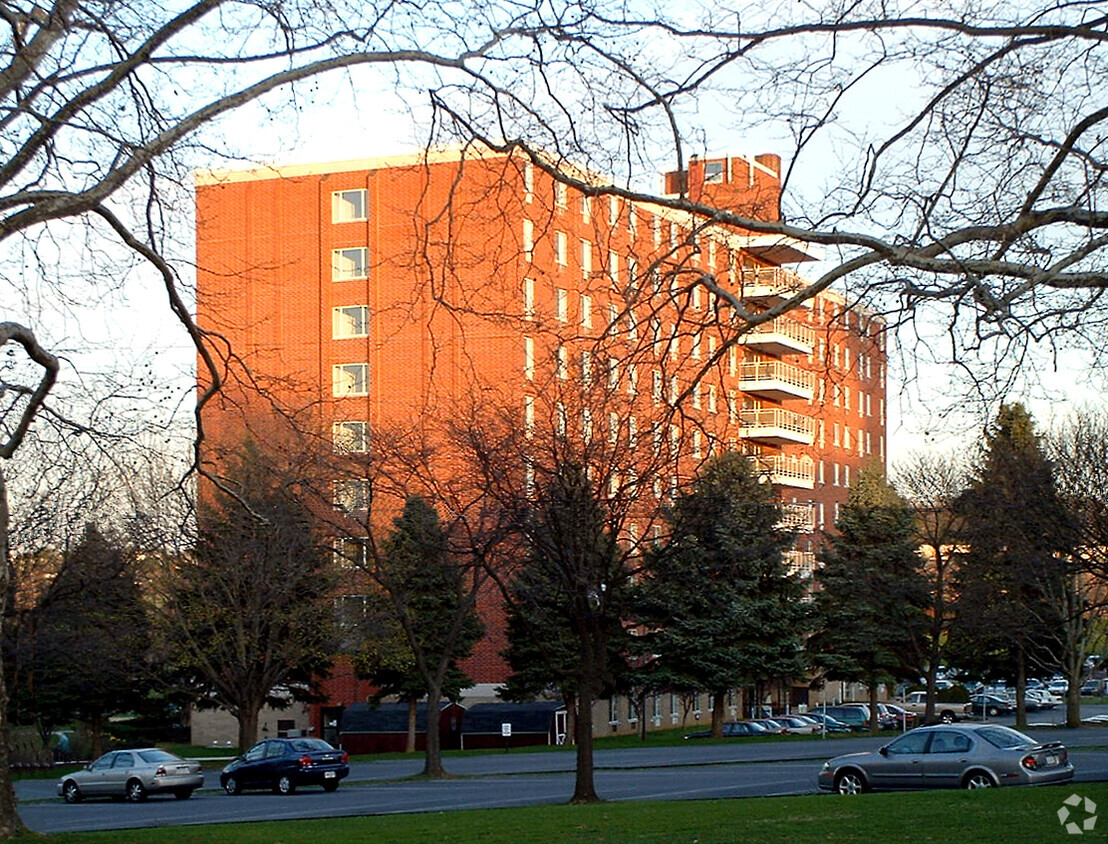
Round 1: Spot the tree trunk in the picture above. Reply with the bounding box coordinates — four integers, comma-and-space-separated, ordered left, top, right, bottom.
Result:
563, 691, 576, 746
868, 684, 880, 736
422, 687, 445, 778
0, 468, 28, 837
238, 705, 260, 753
406, 698, 417, 754
1015, 647, 1027, 728
1065, 673, 1082, 729
711, 691, 726, 737
571, 685, 599, 803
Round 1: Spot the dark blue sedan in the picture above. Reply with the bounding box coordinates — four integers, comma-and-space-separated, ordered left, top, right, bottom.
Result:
220, 737, 349, 795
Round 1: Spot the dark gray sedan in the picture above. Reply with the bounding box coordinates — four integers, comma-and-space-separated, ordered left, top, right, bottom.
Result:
818, 724, 1074, 794
57, 748, 203, 803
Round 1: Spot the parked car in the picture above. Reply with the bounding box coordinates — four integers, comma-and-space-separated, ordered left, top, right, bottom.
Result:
751, 718, 791, 734
774, 716, 821, 734
57, 748, 203, 803
1080, 679, 1103, 696
818, 724, 1074, 793
883, 703, 918, 729
817, 706, 871, 731
684, 721, 769, 739
220, 737, 350, 795
964, 694, 1015, 718
805, 713, 852, 733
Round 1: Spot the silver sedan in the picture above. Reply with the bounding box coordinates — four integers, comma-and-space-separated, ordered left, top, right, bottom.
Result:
57, 748, 204, 803
818, 724, 1074, 794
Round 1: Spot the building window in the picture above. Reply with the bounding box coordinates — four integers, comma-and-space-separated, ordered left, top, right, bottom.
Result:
332, 189, 367, 222
608, 696, 620, 726
844, 465, 851, 487
580, 293, 592, 328
581, 239, 592, 277
332, 247, 368, 281
333, 421, 369, 453
609, 412, 619, 444
522, 219, 534, 262
692, 429, 702, 458
652, 214, 661, 246
556, 402, 567, 435
627, 365, 637, 396
708, 385, 717, 413
524, 337, 534, 380
333, 363, 368, 397
556, 288, 568, 322
608, 250, 619, 284
669, 375, 679, 404
554, 231, 567, 265
691, 334, 701, 360
557, 344, 568, 380
524, 395, 535, 435
580, 193, 591, 221
580, 349, 593, 384
332, 305, 369, 338
833, 463, 840, 486
704, 161, 724, 183
582, 407, 593, 441
628, 416, 637, 449
607, 357, 619, 390
523, 162, 534, 202
652, 370, 663, 403
333, 537, 368, 569
334, 479, 370, 512
628, 203, 637, 235
608, 195, 619, 226
555, 181, 567, 209
523, 277, 535, 319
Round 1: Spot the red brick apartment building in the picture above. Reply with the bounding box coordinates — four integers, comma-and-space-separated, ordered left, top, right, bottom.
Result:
193, 148, 886, 743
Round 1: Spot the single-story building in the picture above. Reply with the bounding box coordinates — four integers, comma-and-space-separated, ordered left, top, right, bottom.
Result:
338, 701, 465, 754
460, 701, 567, 749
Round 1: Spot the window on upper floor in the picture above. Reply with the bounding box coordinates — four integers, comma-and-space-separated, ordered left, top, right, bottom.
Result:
523, 162, 534, 202
333, 305, 369, 338
704, 161, 724, 183
332, 189, 367, 222
334, 478, 370, 512
523, 277, 535, 319
522, 219, 534, 262
554, 181, 567, 209
556, 288, 568, 322
580, 193, 591, 221
334, 537, 368, 569
581, 239, 592, 276
333, 420, 369, 453
333, 363, 369, 397
332, 247, 368, 281
524, 336, 534, 380
554, 231, 567, 265
580, 293, 592, 328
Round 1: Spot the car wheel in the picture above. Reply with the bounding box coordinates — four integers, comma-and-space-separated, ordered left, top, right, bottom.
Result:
834, 770, 866, 795
963, 771, 995, 789
174, 788, 193, 800
987, 706, 1000, 717
62, 780, 82, 804
275, 774, 296, 795
126, 779, 147, 803
940, 711, 955, 724
223, 776, 241, 796
322, 781, 339, 793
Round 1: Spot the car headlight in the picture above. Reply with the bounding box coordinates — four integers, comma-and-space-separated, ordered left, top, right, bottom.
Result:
821, 761, 830, 771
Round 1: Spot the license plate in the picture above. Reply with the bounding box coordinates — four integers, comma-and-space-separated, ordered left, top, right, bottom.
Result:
1045, 755, 1059, 766
324, 771, 336, 779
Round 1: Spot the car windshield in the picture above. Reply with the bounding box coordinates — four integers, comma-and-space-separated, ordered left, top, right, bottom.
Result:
137, 749, 181, 764
977, 726, 1036, 749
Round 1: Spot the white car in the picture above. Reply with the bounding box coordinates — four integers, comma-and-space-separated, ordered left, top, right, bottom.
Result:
1026, 689, 1062, 709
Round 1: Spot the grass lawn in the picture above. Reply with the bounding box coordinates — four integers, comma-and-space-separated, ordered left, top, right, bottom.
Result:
28, 784, 1108, 844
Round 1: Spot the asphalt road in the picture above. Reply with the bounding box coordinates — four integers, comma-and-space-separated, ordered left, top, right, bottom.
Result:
17, 721, 1108, 834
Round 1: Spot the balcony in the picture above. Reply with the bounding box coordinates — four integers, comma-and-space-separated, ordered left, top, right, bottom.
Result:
736, 317, 814, 356
739, 407, 815, 446
737, 267, 811, 308
738, 360, 815, 402
779, 502, 816, 533
784, 550, 817, 579
756, 454, 815, 489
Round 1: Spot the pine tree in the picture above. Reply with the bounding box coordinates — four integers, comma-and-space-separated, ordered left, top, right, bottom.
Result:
809, 464, 929, 731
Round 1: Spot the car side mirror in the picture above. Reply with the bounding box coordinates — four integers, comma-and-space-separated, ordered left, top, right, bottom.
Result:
879, 746, 888, 757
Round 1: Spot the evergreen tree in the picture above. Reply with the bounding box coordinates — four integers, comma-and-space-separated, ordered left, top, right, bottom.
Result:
633, 452, 804, 732
506, 462, 633, 803
809, 464, 929, 731
376, 495, 483, 776
948, 403, 1074, 725
168, 442, 336, 751
14, 524, 148, 757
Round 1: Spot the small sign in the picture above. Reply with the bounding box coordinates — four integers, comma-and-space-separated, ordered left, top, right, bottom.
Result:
501, 723, 512, 737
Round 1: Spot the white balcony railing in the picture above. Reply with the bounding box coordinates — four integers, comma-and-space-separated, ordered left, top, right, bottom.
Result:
738, 360, 815, 401
737, 267, 811, 308
779, 502, 816, 533
756, 454, 816, 489
739, 407, 816, 445
736, 317, 815, 356
784, 550, 817, 579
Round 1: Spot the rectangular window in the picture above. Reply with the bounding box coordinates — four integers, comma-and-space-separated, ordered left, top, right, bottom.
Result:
582, 407, 593, 441
669, 375, 679, 404
580, 293, 592, 328
332, 421, 369, 453
580, 193, 591, 221
628, 417, 637, 449
333, 363, 368, 397
607, 357, 619, 390
556, 288, 568, 322
833, 463, 840, 486
524, 395, 535, 435
627, 365, 637, 396
555, 231, 567, 265
692, 430, 702, 458
626, 310, 637, 342
524, 336, 534, 380
609, 412, 620, 445
708, 385, 717, 413
609, 195, 619, 226
580, 350, 592, 384
652, 214, 661, 246
334, 479, 370, 512
523, 277, 535, 319
691, 334, 701, 360
555, 181, 567, 209
844, 465, 851, 487
626, 257, 637, 290
332, 189, 367, 222
692, 386, 701, 409
652, 370, 663, 403
522, 219, 534, 262
556, 402, 567, 435
581, 239, 592, 277
524, 162, 534, 202
332, 305, 369, 338
557, 344, 568, 380
608, 250, 619, 284
628, 203, 637, 235
334, 537, 368, 569
704, 161, 724, 183
332, 247, 368, 281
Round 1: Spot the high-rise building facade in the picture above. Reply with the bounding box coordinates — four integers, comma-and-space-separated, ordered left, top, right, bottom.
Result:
195, 147, 886, 711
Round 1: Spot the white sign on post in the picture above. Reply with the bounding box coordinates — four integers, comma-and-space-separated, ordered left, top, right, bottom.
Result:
501, 723, 512, 737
